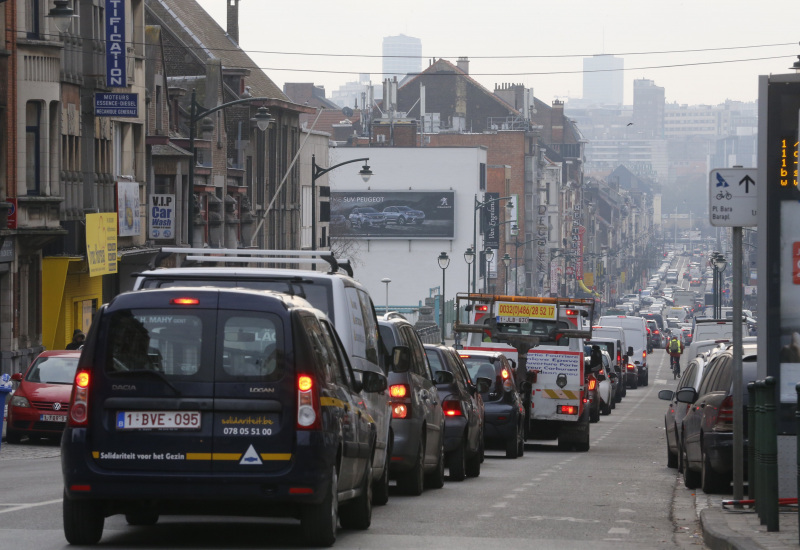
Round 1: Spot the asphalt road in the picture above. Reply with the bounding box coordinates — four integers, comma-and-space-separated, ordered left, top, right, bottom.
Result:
0, 349, 706, 549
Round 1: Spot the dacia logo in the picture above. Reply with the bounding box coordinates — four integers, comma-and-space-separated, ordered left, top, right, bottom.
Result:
250, 387, 274, 393
112, 385, 137, 391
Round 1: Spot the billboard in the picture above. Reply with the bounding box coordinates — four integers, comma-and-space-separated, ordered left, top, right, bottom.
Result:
86, 213, 118, 277
330, 190, 455, 239
117, 181, 140, 237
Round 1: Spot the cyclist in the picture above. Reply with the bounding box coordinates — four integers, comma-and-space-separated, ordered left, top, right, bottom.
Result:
668, 334, 684, 378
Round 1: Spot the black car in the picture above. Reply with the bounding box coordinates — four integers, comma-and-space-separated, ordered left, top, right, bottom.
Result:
424, 344, 490, 480
61, 288, 387, 547
378, 316, 446, 495
458, 350, 525, 459
677, 350, 758, 494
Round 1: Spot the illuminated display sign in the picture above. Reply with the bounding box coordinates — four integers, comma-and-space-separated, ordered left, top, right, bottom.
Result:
496, 302, 557, 322
779, 138, 798, 187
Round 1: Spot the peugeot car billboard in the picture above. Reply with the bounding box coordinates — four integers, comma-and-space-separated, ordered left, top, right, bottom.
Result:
331, 190, 455, 239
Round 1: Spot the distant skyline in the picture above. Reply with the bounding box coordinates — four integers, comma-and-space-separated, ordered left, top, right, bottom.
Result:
196, 0, 799, 106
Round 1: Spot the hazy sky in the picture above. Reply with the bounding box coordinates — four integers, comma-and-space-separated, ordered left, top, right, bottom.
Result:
196, 0, 799, 106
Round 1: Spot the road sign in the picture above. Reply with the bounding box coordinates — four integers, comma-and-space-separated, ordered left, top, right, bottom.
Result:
708, 168, 757, 227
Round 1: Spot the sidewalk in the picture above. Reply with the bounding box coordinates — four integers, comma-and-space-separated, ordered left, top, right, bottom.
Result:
698, 493, 800, 550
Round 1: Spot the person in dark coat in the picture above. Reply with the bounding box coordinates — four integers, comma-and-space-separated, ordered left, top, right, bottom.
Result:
66, 329, 85, 350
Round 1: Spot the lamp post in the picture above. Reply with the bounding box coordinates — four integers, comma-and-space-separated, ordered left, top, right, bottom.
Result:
187, 89, 274, 247
713, 253, 728, 318
483, 247, 494, 293
381, 277, 391, 315
311, 155, 372, 250
48, 0, 77, 32
438, 252, 450, 344
502, 253, 511, 295
472, 195, 514, 293
511, 233, 539, 296
464, 246, 475, 295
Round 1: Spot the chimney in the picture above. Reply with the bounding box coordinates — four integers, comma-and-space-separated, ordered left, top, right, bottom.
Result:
551, 99, 564, 142
456, 56, 469, 74
227, 0, 240, 44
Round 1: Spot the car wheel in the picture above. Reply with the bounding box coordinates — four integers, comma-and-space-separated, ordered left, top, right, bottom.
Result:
448, 440, 467, 481
683, 444, 700, 489
424, 437, 445, 489
601, 400, 611, 415
621, 384, 627, 398
302, 465, 338, 546
372, 446, 390, 506
630, 377, 638, 390
505, 433, 519, 459
397, 217, 406, 225
4, 429, 21, 444
396, 440, 424, 496
340, 458, 372, 530
589, 402, 600, 423
63, 491, 104, 545
125, 510, 159, 526
667, 423, 679, 469
465, 443, 481, 478
701, 447, 730, 494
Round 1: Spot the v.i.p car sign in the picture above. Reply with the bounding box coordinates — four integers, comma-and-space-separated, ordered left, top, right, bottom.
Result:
105, 0, 126, 88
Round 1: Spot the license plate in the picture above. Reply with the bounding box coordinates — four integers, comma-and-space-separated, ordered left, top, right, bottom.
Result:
40, 414, 67, 422
116, 411, 201, 430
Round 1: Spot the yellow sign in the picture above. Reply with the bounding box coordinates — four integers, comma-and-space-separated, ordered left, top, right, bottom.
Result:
497, 301, 556, 321
620, 271, 626, 283
86, 213, 118, 276
583, 272, 594, 286
780, 138, 798, 187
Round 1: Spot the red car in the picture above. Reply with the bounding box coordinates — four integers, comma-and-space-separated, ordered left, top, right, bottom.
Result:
5, 350, 80, 443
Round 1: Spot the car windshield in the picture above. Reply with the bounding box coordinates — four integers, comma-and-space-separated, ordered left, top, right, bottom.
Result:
396, 206, 412, 211
25, 356, 79, 384
459, 356, 498, 389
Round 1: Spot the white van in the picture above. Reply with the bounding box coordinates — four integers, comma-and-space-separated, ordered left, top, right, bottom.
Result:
597, 315, 649, 386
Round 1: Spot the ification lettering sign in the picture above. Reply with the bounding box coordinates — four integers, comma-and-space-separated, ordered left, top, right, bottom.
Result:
105, 0, 126, 88
149, 194, 175, 240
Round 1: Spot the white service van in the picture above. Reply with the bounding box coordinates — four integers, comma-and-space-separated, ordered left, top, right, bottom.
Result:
597, 315, 649, 386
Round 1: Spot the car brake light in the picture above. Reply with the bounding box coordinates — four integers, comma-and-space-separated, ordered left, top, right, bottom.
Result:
626, 364, 635, 371
588, 378, 597, 391
68, 369, 91, 427
558, 405, 578, 415
476, 305, 488, 312
643, 350, 647, 359
392, 403, 409, 419
170, 297, 199, 305
442, 400, 464, 417
566, 309, 577, 316
715, 395, 734, 429
390, 384, 409, 398
501, 368, 509, 380
297, 374, 320, 430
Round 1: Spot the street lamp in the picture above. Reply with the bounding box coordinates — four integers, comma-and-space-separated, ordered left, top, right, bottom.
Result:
713, 253, 728, 317
511, 234, 538, 296
464, 246, 475, 295
381, 277, 391, 315
483, 247, 494, 293
502, 253, 511, 295
472, 195, 514, 293
438, 252, 450, 344
311, 155, 372, 250
187, 88, 274, 247
47, 0, 77, 33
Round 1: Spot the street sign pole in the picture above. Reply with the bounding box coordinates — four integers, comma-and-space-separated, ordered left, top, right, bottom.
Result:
709, 167, 757, 505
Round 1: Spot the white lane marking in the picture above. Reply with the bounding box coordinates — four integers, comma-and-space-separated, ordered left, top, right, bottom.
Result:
513, 488, 526, 492
615, 519, 634, 523
608, 527, 630, 534
619, 508, 635, 513
0, 499, 62, 514
655, 379, 668, 385
492, 502, 508, 508
504, 494, 517, 499
478, 513, 493, 518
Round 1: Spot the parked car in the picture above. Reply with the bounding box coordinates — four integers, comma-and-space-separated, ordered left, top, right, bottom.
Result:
459, 350, 525, 459
348, 207, 387, 229
424, 344, 489, 481
134, 255, 394, 507
382, 205, 425, 225
61, 288, 387, 546
677, 349, 759, 494
6, 350, 81, 443
378, 317, 446, 495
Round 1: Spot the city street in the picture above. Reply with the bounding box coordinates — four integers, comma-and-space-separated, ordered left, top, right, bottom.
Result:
0, 349, 708, 550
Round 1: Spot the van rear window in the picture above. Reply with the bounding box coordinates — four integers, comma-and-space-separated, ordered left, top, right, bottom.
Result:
105, 309, 284, 382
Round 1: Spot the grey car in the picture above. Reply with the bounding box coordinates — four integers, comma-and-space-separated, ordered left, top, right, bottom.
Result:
349, 207, 387, 228
382, 205, 425, 225
378, 315, 446, 495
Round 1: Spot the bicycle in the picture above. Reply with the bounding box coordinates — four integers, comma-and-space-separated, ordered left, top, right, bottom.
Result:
670, 355, 681, 379
716, 190, 732, 200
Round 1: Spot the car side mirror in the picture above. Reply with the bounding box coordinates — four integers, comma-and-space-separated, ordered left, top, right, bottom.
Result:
675, 388, 697, 404
475, 377, 492, 394
10, 373, 22, 382
391, 346, 411, 373
433, 370, 454, 385
361, 370, 388, 393
657, 389, 674, 401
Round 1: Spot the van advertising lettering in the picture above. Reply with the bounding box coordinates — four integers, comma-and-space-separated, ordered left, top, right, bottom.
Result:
219, 414, 277, 436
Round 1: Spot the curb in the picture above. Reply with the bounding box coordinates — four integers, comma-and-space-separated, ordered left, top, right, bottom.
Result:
700, 508, 764, 550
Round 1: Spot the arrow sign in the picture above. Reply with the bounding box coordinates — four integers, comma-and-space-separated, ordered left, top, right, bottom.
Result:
739, 175, 755, 193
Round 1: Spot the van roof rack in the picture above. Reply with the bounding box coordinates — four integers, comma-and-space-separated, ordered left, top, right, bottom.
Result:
154, 247, 353, 277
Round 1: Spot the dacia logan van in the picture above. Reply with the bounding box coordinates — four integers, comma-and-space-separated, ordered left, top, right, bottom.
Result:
61, 288, 386, 547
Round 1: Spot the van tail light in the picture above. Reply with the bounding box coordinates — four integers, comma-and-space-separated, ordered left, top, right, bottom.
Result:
626, 364, 635, 371
558, 405, 578, 415
714, 395, 734, 431
442, 400, 464, 417
617, 353, 621, 365
587, 378, 597, 391
297, 374, 321, 430
68, 369, 91, 427
390, 384, 412, 419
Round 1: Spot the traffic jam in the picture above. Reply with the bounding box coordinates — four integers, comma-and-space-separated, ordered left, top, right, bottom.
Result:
0, 247, 750, 547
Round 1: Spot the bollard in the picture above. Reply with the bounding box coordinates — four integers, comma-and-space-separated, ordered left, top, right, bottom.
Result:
762, 377, 779, 532
748, 381, 756, 501
796, 383, 800, 545
754, 380, 765, 519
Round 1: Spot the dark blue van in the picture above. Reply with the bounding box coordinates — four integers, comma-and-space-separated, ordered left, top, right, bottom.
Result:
61, 287, 386, 547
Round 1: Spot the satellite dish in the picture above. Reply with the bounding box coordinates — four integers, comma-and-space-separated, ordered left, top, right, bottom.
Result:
342, 106, 354, 117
